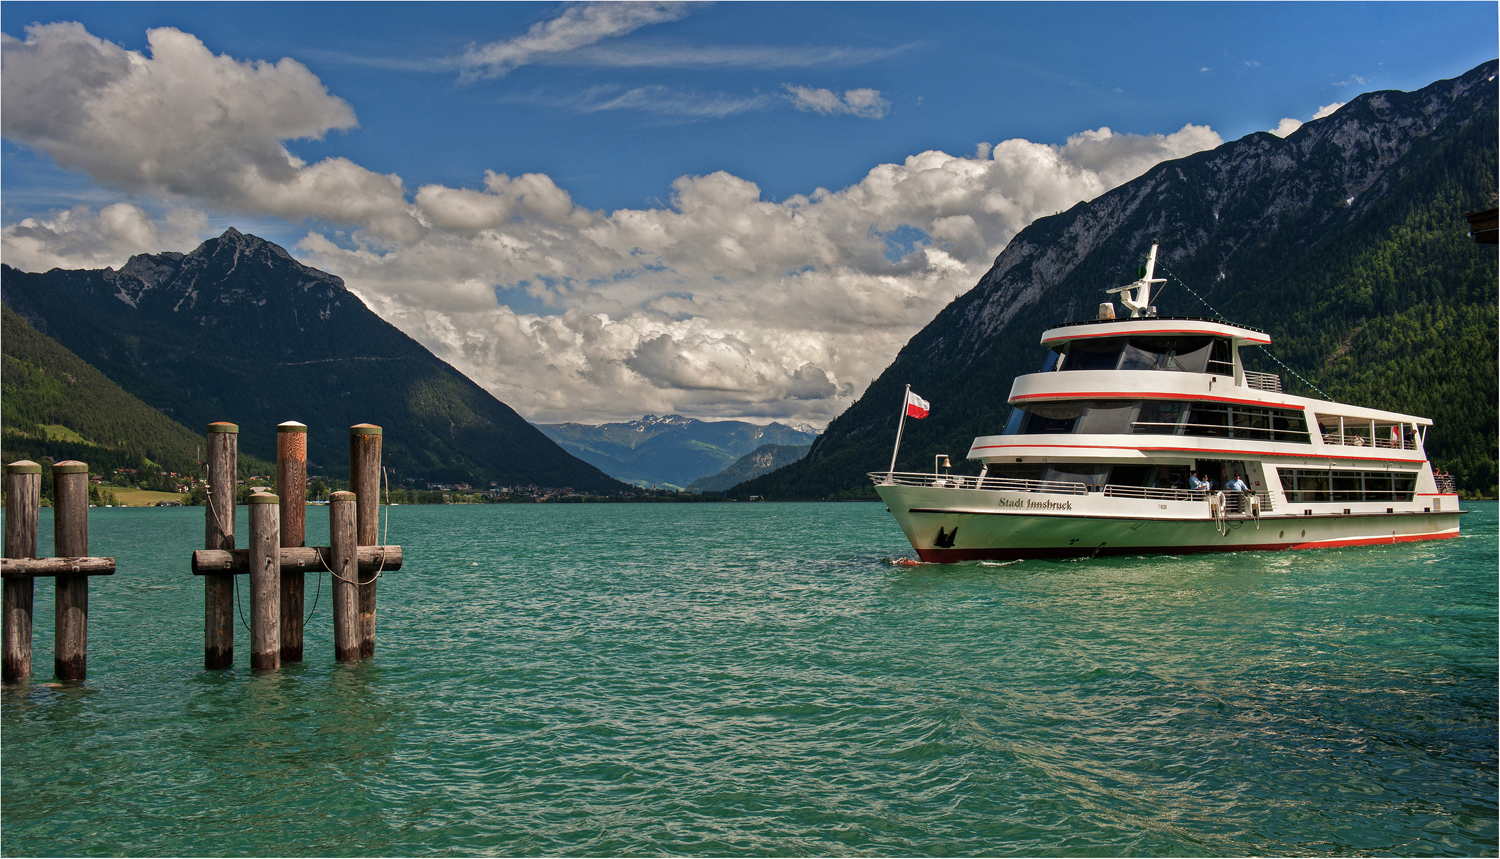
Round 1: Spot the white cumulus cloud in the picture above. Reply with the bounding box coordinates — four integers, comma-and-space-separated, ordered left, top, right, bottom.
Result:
1, 22, 419, 241
1, 203, 207, 272
1, 22, 1224, 426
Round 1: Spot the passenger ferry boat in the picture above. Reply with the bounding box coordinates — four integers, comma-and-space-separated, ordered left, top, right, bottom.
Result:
872, 241, 1463, 561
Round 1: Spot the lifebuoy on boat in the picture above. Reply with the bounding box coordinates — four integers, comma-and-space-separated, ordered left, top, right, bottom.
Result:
1209, 491, 1227, 536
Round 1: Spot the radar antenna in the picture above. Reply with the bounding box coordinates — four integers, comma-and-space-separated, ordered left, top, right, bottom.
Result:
1105, 239, 1167, 318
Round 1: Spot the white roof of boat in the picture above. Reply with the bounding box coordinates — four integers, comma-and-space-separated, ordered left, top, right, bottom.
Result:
1041, 316, 1271, 347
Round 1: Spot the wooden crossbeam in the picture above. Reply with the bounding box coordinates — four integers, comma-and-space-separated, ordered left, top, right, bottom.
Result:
2, 557, 116, 578
191, 545, 402, 576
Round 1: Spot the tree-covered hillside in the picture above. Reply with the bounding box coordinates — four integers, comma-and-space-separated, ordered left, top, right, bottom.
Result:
1, 304, 273, 488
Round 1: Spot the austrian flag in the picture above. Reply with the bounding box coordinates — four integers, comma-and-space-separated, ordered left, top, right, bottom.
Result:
905, 390, 931, 419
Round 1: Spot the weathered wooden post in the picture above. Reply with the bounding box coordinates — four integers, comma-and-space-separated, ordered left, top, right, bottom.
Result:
329, 491, 360, 662
248, 492, 280, 671
350, 425, 382, 659
3, 461, 41, 682
205, 422, 238, 669
277, 422, 307, 662
52, 461, 91, 682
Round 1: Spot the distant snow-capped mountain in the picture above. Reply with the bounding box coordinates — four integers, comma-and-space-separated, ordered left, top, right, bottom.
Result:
535, 415, 818, 489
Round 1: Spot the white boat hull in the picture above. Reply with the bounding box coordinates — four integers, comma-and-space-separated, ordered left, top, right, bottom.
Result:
875, 482, 1462, 561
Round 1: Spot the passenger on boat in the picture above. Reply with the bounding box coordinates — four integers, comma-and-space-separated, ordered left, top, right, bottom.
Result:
1188, 472, 1207, 491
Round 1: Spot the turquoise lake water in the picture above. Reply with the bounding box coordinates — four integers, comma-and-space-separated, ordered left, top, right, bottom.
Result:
2, 501, 1495, 856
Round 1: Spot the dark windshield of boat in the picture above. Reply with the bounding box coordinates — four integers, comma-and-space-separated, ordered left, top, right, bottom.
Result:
1166, 337, 1212, 372
1003, 399, 1311, 443
1057, 336, 1231, 373
1063, 338, 1125, 371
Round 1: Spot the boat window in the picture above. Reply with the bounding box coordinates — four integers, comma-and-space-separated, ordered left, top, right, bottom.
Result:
1106, 464, 1155, 487
1007, 399, 1308, 442
1187, 403, 1231, 437
1003, 406, 1026, 435
1280, 469, 1419, 503
1133, 401, 1187, 434
1021, 401, 1084, 434
1062, 337, 1125, 371
1118, 338, 1172, 371
1186, 403, 1310, 443
1166, 337, 1212, 373
1207, 338, 1234, 375
1076, 401, 1137, 434
989, 463, 1046, 481
1272, 410, 1310, 439
1040, 349, 1063, 372
1044, 464, 1109, 490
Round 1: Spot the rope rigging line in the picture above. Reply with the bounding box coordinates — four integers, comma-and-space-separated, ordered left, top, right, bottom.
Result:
304, 559, 322, 625
1158, 263, 1229, 323
1158, 263, 1332, 401
233, 568, 251, 634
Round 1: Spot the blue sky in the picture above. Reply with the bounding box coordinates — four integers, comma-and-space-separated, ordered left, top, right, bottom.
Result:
2, 2, 1495, 425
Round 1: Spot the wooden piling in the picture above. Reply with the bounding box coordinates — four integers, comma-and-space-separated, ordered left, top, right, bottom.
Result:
277, 422, 307, 663
248, 493, 280, 671
329, 492, 359, 662
350, 425, 382, 659
3, 462, 41, 683
52, 461, 90, 683
205, 422, 238, 670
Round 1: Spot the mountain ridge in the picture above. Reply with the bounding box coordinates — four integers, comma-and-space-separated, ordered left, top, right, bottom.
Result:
1, 230, 628, 492
536, 414, 817, 489
686, 443, 812, 493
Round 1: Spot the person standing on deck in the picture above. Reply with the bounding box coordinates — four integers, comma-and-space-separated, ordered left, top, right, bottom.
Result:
1226, 473, 1251, 513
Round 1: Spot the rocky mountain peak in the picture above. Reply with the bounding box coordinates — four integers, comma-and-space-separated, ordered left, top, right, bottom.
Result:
98, 228, 348, 318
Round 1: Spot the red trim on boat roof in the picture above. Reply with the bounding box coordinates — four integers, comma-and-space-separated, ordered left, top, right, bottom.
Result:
1040, 326, 1272, 346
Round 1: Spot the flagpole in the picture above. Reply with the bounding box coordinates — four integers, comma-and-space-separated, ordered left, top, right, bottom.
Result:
887, 384, 910, 482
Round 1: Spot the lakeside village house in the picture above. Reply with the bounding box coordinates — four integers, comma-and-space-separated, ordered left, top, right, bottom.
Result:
424, 481, 579, 500
110, 467, 198, 493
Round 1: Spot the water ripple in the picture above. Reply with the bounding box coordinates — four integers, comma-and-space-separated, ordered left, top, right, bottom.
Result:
2, 502, 1495, 856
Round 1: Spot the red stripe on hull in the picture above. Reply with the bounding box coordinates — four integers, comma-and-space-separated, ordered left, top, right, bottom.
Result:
913, 530, 1458, 562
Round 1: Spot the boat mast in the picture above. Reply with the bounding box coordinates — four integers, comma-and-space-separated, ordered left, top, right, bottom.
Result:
1106, 239, 1167, 318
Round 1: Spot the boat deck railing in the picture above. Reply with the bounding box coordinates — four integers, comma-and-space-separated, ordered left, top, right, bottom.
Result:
1100, 484, 1272, 511
871, 472, 1089, 495
871, 472, 1274, 510
1320, 433, 1416, 451
1243, 370, 1282, 393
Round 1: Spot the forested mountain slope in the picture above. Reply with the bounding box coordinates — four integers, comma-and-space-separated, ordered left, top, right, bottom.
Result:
2, 304, 222, 477
739, 61, 1498, 499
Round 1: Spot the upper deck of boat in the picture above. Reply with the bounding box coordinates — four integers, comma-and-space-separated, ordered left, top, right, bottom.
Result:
1040, 315, 1270, 347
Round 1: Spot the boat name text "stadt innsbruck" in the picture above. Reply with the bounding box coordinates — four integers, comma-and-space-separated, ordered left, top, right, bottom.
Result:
997, 497, 1074, 511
